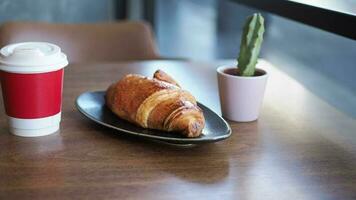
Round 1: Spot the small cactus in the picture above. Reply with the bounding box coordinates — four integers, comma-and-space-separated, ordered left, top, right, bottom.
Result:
237, 13, 265, 76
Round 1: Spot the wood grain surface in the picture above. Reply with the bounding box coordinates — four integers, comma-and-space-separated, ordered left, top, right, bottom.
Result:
0, 60, 355, 200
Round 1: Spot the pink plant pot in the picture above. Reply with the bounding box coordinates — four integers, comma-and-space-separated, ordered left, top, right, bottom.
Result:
217, 66, 268, 122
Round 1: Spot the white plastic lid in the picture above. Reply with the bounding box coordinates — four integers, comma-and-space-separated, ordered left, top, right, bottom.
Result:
0, 42, 68, 74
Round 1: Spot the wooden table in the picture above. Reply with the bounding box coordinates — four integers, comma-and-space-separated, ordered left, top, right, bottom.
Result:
0, 60, 355, 200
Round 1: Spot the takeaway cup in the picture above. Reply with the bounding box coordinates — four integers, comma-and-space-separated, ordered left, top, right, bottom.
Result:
0, 42, 68, 137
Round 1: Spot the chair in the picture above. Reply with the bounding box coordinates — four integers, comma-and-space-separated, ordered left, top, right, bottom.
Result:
0, 21, 160, 63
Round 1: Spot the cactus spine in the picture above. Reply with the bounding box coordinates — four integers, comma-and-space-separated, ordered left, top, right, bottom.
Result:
237, 13, 265, 76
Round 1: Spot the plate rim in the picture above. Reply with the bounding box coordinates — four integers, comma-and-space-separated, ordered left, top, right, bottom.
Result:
75, 91, 232, 143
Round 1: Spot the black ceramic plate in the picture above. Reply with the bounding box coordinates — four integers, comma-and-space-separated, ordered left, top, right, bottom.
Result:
75, 91, 231, 144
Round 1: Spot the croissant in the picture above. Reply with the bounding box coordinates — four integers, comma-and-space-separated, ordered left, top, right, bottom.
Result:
106, 70, 205, 137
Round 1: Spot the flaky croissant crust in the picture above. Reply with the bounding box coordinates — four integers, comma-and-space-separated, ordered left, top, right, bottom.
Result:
106, 70, 205, 137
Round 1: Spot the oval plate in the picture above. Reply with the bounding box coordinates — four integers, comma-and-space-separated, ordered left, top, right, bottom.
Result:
75, 91, 231, 144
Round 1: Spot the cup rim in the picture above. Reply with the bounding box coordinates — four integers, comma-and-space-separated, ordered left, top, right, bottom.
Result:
217, 65, 268, 80
0, 42, 68, 74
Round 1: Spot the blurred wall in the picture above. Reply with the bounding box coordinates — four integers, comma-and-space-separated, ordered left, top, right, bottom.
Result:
156, 0, 217, 60
0, 0, 117, 23
264, 15, 356, 117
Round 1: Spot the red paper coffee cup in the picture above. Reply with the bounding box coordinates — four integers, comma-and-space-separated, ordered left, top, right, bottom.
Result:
0, 42, 68, 137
